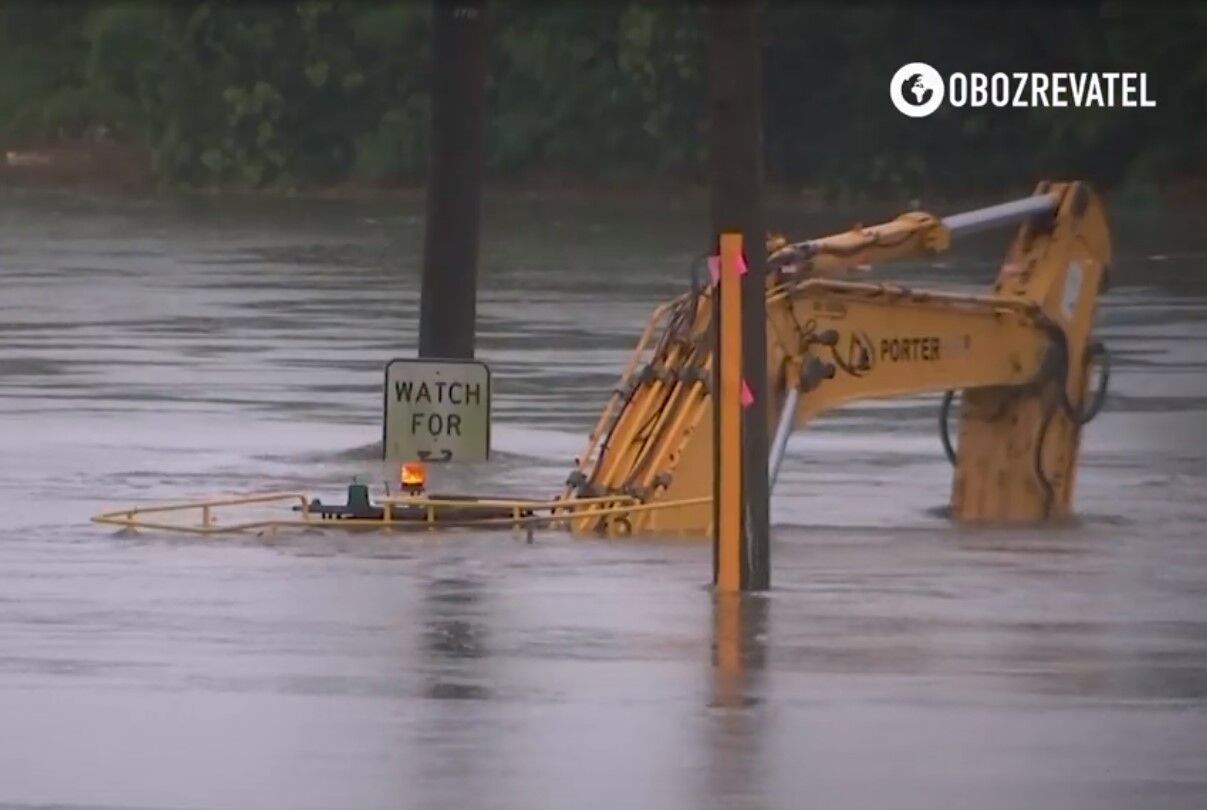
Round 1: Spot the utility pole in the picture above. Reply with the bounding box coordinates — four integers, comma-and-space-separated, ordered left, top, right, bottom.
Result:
419, 0, 487, 359
708, 0, 770, 591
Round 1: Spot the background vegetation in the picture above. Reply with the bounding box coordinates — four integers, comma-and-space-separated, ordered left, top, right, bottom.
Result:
0, 0, 1203, 198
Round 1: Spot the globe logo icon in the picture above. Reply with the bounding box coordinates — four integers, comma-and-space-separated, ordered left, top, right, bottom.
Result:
890, 63, 945, 118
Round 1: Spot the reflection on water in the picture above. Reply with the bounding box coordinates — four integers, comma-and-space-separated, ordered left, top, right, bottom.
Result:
416, 570, 500, 809
706, 594, 770, 810
1, 187, 1206, 809
711, 593, 768, 709
422, 574, 492, 700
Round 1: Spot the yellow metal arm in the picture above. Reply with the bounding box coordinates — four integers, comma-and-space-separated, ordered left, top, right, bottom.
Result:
764, 279, 1050, 422
768, 211, 950, 277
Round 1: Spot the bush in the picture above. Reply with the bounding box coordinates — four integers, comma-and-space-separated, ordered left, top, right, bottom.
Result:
0, 0, 1201, 195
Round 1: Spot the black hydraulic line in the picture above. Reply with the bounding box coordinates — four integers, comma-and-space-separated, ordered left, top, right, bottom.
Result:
1028, 327, 1110, 518
988, 330, 1070, 517
938, 388, 1029, 467
625, 355, 713, 491
594, 374, 646, 463
937, 339, 1108, 472
598, 300, 704, 493
1074, 341, 1111, 424
1035, 317, 1112, 426
596, 298, 699, 476
785, 310, 818, 351
786, 309, 875, 380
1052, 333, 1111, 424
939, 390, 958, 466
649, 297, 690, 360
631, 371, 684, 445
629, 297, 704, 453
1033, 386, 1060, 519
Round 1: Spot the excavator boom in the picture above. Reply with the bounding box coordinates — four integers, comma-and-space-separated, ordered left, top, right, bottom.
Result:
558, 181, 1112, 536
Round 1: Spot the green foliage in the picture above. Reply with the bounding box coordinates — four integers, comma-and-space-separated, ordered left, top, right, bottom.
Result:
0, 1, 92, 139
353, 97, 429, 183
0, 0, 1202, 195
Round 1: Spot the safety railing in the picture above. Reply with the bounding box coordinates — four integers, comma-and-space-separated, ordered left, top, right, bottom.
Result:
91, 491, 714, 537
91, 492, 311, 535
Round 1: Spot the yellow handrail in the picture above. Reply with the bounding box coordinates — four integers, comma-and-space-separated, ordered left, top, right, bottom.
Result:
90, 490, 711, 537
91, 492, 311, 529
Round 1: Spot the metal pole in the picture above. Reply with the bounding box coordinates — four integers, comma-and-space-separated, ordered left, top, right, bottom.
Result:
941, 193, 1058, 237
708, 0, 768, 592
767, 386, 799, 490
419, 0, 487, 359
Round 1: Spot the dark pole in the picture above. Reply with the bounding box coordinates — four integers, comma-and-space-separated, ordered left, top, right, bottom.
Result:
419, 0, 487, 360
708, 0, 770, 590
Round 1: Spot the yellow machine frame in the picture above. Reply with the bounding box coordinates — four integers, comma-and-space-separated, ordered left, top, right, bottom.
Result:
559, 180, 1111, 535
92, 180, 1111, 539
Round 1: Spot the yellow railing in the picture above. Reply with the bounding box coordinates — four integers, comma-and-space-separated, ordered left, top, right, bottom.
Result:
91, 492, 311, 535
91, 490, 713, 538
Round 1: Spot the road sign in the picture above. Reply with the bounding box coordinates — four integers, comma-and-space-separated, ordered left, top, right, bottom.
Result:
383, 358, 491, 462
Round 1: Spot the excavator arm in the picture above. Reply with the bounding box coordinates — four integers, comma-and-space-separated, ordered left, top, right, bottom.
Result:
767, 209, 950, 276
559, 181, 1111, 536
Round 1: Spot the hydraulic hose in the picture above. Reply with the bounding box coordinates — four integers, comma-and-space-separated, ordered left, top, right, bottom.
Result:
1070, 340, 1111, 424
1032, 387, 1060, 518
939, 390, 958, 466
1037, 318, 1111, 425
938, 337, 1109, 469
1030, 330, 1110, 517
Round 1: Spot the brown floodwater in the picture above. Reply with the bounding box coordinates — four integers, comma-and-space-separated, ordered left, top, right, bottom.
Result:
1, 187, 1206, 809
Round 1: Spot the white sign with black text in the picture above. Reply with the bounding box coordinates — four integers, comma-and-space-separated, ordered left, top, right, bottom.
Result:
383, 358, 491, 462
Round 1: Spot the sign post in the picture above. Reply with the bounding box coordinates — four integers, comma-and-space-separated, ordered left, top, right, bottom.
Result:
419, 0, 486, 361
383, 358, 491, 462
708, 1, 770, 591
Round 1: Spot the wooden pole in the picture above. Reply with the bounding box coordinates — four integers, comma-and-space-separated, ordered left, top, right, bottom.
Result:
716, 233, 744, 593
419, 1, 487, 360
709, 0, 769, 591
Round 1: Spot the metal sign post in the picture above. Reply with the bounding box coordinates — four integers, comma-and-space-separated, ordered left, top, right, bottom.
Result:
383, 358, 491, 462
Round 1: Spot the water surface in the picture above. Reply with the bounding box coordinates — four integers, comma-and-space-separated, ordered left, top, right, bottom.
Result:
1, 187, 1206, 809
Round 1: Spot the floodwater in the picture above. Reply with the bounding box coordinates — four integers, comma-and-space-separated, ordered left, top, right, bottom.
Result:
1, 186, 1206, 810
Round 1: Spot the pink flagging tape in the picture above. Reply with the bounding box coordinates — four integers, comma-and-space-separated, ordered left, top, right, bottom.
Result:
709, 252, 750, 281
740, 378, 755, 407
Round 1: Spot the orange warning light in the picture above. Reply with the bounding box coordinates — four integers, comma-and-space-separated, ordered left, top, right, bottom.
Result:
400, 462, 427, 492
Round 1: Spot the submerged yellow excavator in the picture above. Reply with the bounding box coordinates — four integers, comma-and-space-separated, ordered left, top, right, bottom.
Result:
555, 179, 1111, 535
93, 180, 1111, 537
